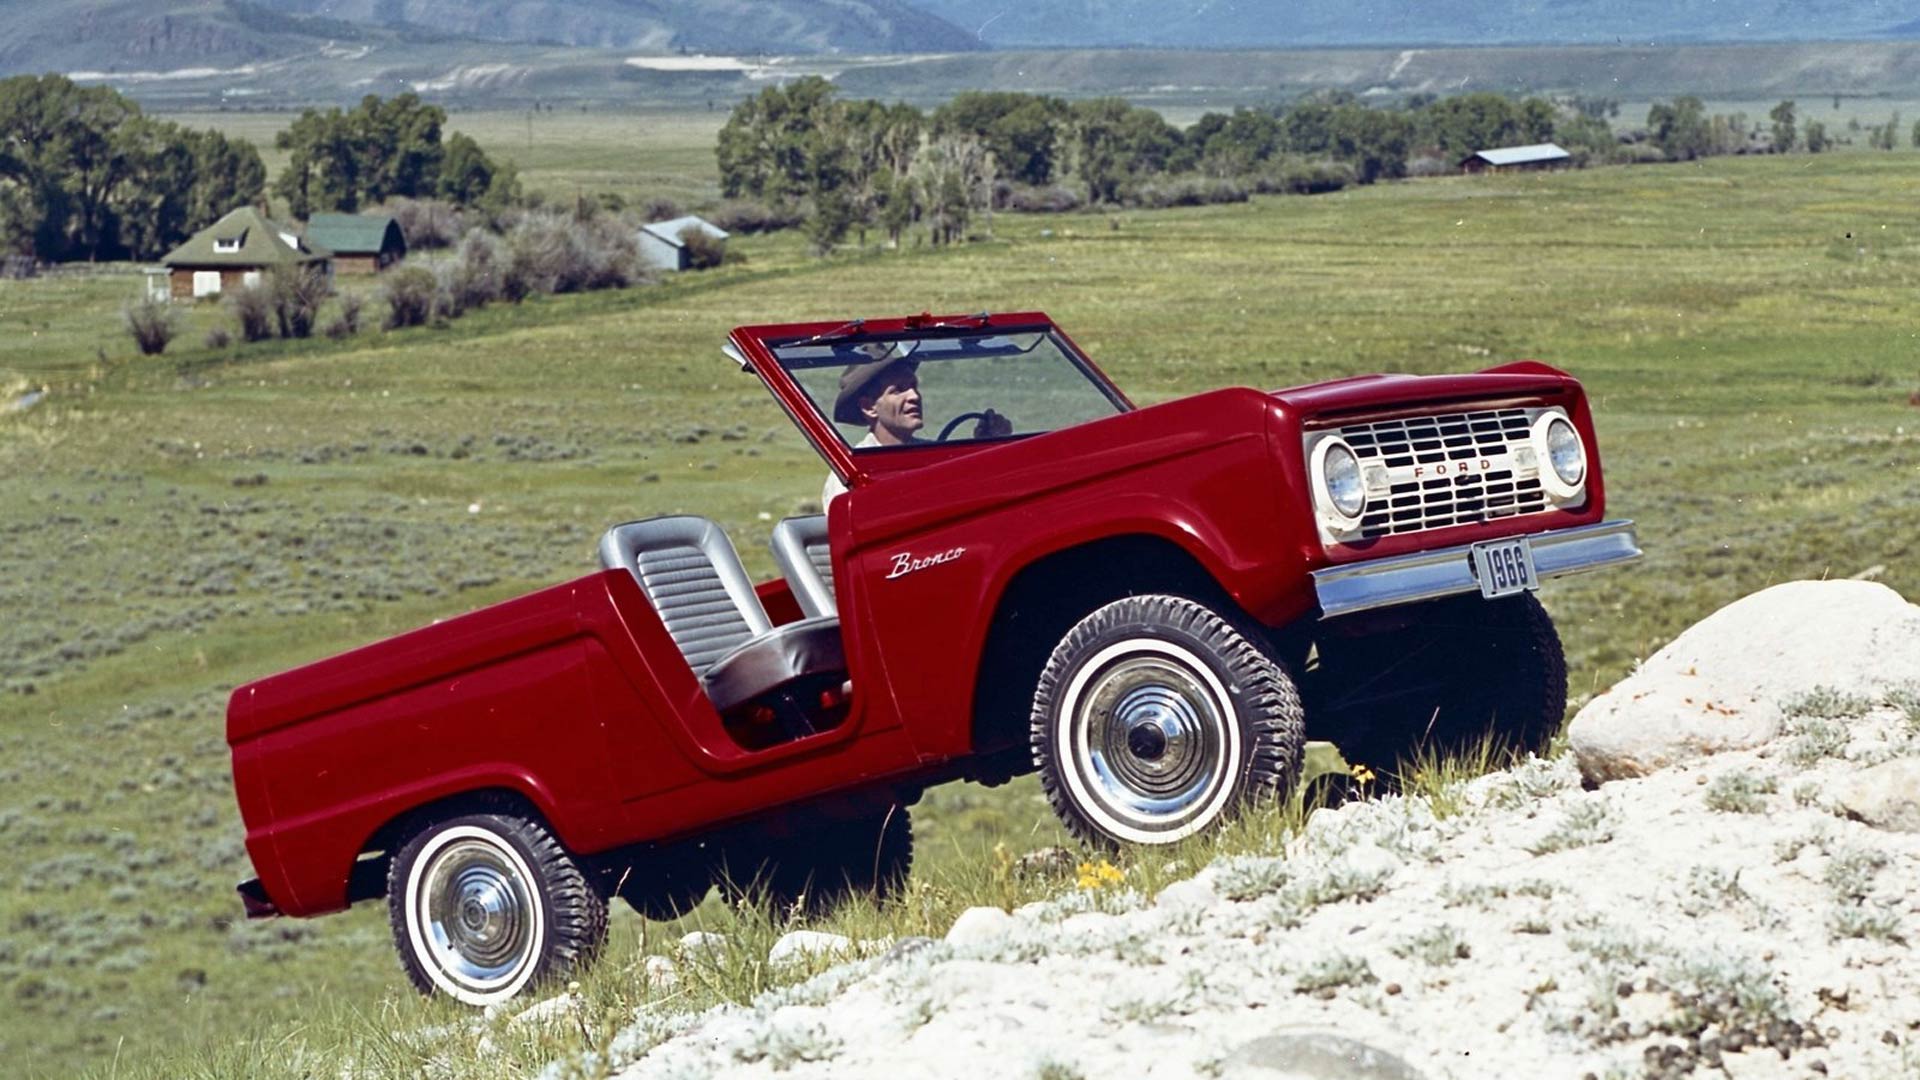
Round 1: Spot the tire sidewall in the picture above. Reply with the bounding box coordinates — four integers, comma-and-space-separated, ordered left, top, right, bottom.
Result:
396, 817, 552, 1005
1041, 601, 1273, 846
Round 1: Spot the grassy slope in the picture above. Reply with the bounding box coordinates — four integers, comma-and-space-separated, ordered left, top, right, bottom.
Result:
1, 149, 1917, 1076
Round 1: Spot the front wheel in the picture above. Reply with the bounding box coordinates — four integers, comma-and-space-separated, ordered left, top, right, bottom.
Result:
1030, 595, 1304, 847
387, 812, 608, 1005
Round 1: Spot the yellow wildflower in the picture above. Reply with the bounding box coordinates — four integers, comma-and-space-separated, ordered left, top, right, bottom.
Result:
1076, 858, 1125, 890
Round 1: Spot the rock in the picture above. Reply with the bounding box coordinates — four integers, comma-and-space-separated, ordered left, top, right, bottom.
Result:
1339, 843, 1404, 885
677, 930, 727, 960
510, 992, 578, 1028
1832, 759, 1920, 832
768, 930, 852, 968
945, 906, 1015, 949
1223, 1032, 1429, 1080
1014, 846, 1077, 878
881, 936, 938, 965
644, 954, 678, 993
1567, 581, 1920, 783
1156, 876, 1220, 915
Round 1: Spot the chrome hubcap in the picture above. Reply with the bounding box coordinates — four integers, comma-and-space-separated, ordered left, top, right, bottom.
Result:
416, 837, 538, 996
1072, 650, 1231, 836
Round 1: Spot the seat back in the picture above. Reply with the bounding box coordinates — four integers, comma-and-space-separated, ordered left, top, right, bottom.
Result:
770, 515, 836, 619
599, 516, 772, 676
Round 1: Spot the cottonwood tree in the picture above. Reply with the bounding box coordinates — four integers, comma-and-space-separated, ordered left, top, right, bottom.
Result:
1769, 100, 1797, 153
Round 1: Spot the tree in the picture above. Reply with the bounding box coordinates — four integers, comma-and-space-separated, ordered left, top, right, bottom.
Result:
932, 92, 1063, 186
1769, 100, 1796, 153
1647, 97, 1711, 161
1805, 121, 1829, 153
1912, 118, 1920, 149
1069, 98, 1130, 204
715, 76, 841, 203
274, 93, 452, 218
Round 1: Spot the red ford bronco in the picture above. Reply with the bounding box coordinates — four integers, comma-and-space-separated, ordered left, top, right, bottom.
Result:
226, 311, 1640, 1003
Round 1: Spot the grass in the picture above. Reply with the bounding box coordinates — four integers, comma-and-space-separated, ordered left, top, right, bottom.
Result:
2, 146, 1918, 1076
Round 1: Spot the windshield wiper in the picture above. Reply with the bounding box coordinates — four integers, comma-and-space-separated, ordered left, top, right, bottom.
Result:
794, 319, 865, 346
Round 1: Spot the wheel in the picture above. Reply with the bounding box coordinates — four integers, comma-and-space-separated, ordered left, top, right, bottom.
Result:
1303, 593, 1566, 771
720, 804, 913, 916
387, 811, 608, 1005
1030, 594, 1305, 847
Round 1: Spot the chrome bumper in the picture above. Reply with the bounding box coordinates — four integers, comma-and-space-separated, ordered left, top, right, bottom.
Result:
1311, 520, 1642, 620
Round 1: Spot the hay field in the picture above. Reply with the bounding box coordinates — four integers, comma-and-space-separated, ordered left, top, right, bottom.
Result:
2, 145, 1917, 1076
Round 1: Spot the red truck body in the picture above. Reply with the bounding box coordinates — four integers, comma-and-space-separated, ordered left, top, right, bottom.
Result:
229, 311, 1630, 922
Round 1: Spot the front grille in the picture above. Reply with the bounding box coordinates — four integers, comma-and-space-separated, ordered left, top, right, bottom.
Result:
1334, 407, 1550, 539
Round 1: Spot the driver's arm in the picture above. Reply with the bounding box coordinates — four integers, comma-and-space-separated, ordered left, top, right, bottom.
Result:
973, 409, 1013, 438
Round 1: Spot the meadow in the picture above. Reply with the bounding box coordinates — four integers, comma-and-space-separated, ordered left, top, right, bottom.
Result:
1, 129, 1917, 1076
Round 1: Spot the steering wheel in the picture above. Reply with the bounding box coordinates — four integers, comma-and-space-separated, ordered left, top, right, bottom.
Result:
937, 411, 991, 442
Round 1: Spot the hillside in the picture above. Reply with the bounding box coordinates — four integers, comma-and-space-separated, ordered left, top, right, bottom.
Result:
905, 0, 1920, 49
0, 0, 975, 79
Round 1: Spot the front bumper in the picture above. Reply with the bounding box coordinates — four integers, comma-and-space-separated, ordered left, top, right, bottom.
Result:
1311, 520, 1642, 620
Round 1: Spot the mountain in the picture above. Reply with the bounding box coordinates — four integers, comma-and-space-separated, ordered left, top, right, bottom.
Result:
904, 0, 1920, 49
0, 0, 978, 78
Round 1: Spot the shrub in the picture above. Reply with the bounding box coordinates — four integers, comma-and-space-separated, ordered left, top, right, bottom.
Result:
1003, 184, 1082, 213
706, 199, 803, 235
1703, 771, 1776, 814
203, 325, 232, 350
1124, 175, 1250, 209
323, 292, 363, 340
381, 197, 465, 250
446, 229, 505, 311
266, 266, 330, 339
504, 210, 641, 295
1405, 155, 1453, 178
226, 284, 274, 342
1253, 158, 1356, 196
641, 196, 684, 222
122, 298, 178, 356
380, 266, 437, 329
678, 225, 725, 270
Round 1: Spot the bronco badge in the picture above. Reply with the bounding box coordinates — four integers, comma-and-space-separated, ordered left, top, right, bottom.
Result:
886, 547, 966, 579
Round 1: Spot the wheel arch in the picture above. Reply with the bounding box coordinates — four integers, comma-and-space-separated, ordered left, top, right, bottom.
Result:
348, 786, 556, 906
969, 532, 1242, 766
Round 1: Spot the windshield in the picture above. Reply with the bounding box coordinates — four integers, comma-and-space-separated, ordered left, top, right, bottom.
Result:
771, 327, 1129, 450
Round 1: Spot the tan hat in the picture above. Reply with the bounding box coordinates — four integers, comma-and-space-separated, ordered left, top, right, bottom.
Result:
831, 352, 918, 425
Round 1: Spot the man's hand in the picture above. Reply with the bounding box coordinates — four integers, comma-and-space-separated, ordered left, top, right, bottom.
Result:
972, 409, 1013, 438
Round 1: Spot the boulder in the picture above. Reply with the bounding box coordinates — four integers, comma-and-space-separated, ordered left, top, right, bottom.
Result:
1568, 581, 1920, 783
1223, 1032, 1428, 1080
945, 906, 1015, 949
1832, 759, 1920, 832
768, 930, 852, 968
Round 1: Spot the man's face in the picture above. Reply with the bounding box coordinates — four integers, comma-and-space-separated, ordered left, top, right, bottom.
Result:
860, 363, 923, 445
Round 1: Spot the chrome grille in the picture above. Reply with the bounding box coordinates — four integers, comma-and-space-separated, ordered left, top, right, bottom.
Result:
1336, 407, 1549, 539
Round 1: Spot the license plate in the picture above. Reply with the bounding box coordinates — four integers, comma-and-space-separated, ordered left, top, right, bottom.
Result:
1470, 537, 1538, 599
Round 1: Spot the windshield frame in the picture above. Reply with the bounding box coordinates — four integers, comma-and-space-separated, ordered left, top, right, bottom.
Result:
729, 312, 1135, 489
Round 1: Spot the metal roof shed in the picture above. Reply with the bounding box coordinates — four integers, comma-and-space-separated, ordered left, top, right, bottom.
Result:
1460, 143, 1573, 174
306, 214, 407, 274
638, 216, 729, 272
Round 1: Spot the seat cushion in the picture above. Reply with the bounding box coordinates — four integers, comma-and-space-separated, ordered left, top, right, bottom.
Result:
699, 616, 846, 714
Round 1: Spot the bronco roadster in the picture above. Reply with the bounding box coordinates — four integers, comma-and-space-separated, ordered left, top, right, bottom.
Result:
226, 310, 1640, 1003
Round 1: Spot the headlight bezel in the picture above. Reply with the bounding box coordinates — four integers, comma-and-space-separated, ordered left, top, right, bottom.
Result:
1532, 409, 1588, 501
1310, 436, 1368, 531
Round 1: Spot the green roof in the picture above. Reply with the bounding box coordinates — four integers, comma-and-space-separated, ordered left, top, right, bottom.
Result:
305, 214, 405, 257
161, 207, 330, 268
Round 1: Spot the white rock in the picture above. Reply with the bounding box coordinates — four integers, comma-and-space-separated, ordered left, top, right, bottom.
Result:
1155, 876, 1220, 915
1832, 758, 1920, 832
644, 954, 678, 993
677, 930, 727, 960
1568, 581, 1920, 783
510, 992, 578, 1029
945, 906, 1015, 948
1340, 842, 1404, 886
768, 930, 853, 968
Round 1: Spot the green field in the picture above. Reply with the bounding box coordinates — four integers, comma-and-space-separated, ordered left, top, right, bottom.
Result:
3, 145, 1918, 1077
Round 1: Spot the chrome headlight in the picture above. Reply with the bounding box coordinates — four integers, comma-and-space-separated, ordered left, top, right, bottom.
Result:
1531, 409, 1587, 501
1312, 437, 1367, 528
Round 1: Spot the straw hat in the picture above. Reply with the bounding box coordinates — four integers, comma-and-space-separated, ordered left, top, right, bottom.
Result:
830, 345, 917, 425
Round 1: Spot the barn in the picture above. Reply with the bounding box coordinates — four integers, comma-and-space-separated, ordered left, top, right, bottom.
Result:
1460, 143, 1573, 175
159, 207, 332, 300
305, 214, 407, 275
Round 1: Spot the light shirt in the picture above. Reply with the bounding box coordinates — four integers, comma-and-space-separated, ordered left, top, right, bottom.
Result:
822, 432, 881, 505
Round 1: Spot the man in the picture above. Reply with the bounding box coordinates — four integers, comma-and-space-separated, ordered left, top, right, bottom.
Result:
821, 345, 1009, 504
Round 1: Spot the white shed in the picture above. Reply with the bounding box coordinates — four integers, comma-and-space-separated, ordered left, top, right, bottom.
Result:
637, 215, 729, 272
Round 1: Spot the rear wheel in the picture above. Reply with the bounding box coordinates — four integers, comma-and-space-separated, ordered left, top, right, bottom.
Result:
1303, 593, 1566, 771
1030, 594, 1304, 848
387, 812, 607, 1005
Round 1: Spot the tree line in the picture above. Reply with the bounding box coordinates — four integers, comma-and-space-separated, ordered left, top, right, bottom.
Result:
718, 81, 1898, 250
0, 77, 516, 264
